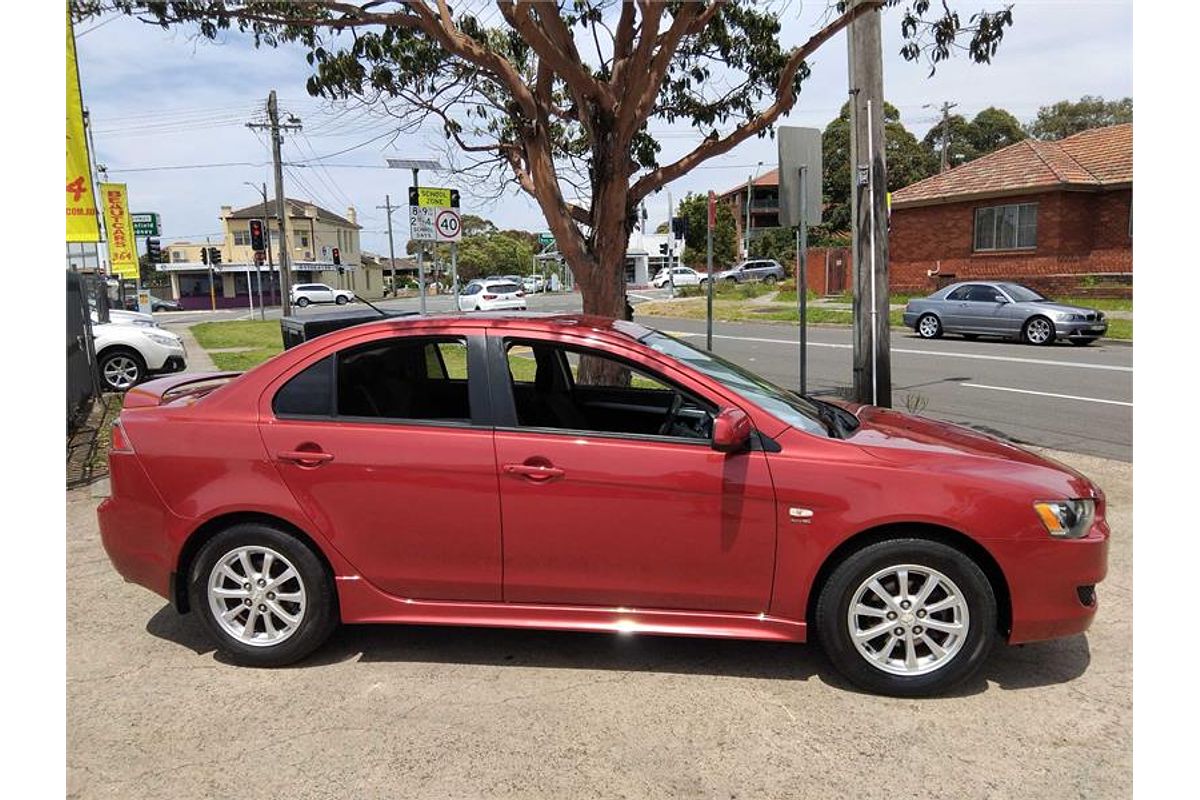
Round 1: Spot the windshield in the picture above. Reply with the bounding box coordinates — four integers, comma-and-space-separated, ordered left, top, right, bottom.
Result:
641, 331, 830, 436
999, 283, 1047, 303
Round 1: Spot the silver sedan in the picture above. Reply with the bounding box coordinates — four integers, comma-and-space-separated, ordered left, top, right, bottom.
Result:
902, 281, 1109, 346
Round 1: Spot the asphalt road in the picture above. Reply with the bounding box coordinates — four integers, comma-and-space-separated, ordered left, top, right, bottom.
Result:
66, 447, 1131, 799
157, 290, 1132, 461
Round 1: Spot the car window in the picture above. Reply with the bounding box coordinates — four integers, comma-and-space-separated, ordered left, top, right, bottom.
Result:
964, 285, 1002, 302
273, 356, 334, 417
502, 340, 714, 442
335, 336, 471, 422
945, 286, 971, 301
489, 283, 522, 294
998, 283, 1046, 303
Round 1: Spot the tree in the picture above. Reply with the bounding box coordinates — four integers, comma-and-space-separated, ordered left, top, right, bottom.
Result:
82, 1, 1014, 322
823, 101, 935, 232
920, 112, 976, 170
967, 106, 1025, 153
675, 192, 737, 270
1028, 95, 1132, 141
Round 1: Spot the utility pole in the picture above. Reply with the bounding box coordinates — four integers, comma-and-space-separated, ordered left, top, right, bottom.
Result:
247, 90, 301, 315
925, 101, 959, 173
848, 1, 892, 407
378, 194, 398, 297
667, 189, 676, 298
412, 167, 426, 314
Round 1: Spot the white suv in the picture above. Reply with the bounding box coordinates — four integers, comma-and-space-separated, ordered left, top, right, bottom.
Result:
457, 279, 527, 312
291, 283, 355, 307
92, 322, 188, 392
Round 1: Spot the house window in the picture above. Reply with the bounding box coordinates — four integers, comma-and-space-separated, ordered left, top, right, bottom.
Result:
299, 231, 310, 248
233, 229, 251, 247
974, 203, 1037, 251
171, 250, 186, 263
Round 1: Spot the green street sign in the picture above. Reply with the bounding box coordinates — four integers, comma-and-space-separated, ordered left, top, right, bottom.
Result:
538, 232, 554, 245
131, 212, 160, 237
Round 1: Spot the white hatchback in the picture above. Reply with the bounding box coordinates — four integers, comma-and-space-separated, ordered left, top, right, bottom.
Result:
652, 266, 703, 288
457, 279, 527, 312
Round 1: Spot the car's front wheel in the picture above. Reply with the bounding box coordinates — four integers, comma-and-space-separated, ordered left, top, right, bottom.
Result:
295, 297, 310, 308
916, 313, 943, 339
190, 523, 337, 667
1022, 315, 1055, 346
98, 348, 146, 392
815, 538, 996, 697
336, 295, 349, 305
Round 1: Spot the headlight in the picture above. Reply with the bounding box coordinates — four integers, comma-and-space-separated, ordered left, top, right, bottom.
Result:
1034, 499, 1095, 539
144, 331, 181, 347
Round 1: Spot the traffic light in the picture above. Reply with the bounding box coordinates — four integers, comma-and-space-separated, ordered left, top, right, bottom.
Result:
146, 237, 161, 263
332, 247, 341, 266
671, 216, 688, 238
253, 250, 265, 267
201, 247, 208, 265
209, 247, 222, 265
249, 219, 265, 252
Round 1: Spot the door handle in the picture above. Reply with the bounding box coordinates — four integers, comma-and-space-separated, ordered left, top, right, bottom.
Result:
502, 463, 565, 481
277, 450, 334, 466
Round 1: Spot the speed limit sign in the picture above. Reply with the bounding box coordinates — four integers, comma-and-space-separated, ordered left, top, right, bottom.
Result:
435, 209, 462, 242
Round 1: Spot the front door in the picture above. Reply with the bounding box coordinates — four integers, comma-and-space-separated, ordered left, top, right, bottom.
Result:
490, 335, 777, 613
258, 332, 502, 601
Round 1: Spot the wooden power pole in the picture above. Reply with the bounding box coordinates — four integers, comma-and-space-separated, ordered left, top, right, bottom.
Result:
247, 90, 301, 315
848, 2, 892, 408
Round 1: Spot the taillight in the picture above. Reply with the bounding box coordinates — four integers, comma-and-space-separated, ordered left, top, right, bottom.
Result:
110, 420, 133, 453
483, 294, 498, 300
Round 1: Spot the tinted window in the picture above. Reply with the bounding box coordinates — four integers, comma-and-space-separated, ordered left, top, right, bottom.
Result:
489, 283, 521, 294
336, 337, 470, 422
999, 283, 1046, 303
273, 356, 333, 417
964, 285, 1003, 302
945, 286, 971, 301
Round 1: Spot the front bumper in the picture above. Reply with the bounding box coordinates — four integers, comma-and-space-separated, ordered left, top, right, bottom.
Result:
148, 355, 187, 377
1057, 320, 1109, 339
991, 520, 1110, 643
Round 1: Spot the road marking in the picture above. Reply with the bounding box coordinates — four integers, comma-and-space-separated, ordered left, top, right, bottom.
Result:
663, 331, 1132, 373
962, 383, 1132, 407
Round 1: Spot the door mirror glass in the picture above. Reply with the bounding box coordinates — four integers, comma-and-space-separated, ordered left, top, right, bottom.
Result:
993, 293, 1008, 304
712, 406, 752, 453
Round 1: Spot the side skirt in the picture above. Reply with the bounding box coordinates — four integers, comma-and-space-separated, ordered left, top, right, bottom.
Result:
335, 576, 808, 643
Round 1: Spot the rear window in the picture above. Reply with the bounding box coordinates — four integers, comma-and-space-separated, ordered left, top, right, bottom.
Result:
488, 283, 521, 294
273, 356, 333, 417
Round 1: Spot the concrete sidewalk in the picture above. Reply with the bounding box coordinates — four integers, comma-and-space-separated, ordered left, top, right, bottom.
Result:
67, 448, 1130, 799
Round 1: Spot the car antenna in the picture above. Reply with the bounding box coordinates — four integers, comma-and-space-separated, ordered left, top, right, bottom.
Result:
356, 296, 390, 318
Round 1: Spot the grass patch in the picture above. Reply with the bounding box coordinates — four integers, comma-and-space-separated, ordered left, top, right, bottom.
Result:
1105, 318, 1132, 340
209, 349, 283, 371
193, 320, 284, 371
1060, 297, 1133, 312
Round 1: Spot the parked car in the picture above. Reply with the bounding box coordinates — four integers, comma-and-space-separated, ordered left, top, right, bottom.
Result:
652, 266, 703, 289
291, 283, 355, 308
457, 279, 527, 312
522, 274, 547, 293
93, 308, 159, 328
122, 294, 182, 312
707, 259, 786, 285
903, 281, 1109, 346
98, 313, 1107, 696
91, 321, 187, 391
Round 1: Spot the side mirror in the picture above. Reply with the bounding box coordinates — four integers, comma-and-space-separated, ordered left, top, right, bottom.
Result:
993, 294, 1009, 304
712, 407, 752, 453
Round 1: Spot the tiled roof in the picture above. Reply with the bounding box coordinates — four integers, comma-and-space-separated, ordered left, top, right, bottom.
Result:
226, 198, 360, 228
892, 123, 1131, 207
720, 168, 779, 198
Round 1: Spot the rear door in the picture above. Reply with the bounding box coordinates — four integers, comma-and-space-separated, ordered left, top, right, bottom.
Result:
489, 333, 777, 612
257, 330, 502, 601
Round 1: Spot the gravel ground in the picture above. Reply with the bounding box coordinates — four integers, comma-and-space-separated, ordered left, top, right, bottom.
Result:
67, 448, 1131, 799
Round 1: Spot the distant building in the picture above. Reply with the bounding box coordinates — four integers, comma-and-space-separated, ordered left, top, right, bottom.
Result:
889, 123, 1132, 294
625, 229, 685, 285
718, 169, 780, 258
159, 198, 371, 308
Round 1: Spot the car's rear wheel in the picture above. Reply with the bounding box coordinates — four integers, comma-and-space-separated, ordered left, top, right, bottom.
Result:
916, 313, 943, 339
295, 297, 310, 308
189, 523, 337, 667
98, 348, 146, 392
763, 275, 778, 285
815, 538, 996, 697
1070, 337, 1098, 347
336, 295, 348, 305
1022, 316, 1055, 345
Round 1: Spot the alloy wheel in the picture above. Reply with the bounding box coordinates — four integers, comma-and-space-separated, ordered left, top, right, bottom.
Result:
207, 545, 307, 647
847, 564, 970, 677
1025, 318, 1052, 344
918, 315, 940, 338
102, 355, 140, 390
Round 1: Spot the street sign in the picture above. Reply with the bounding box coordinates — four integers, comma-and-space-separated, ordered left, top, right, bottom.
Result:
778, 127, 823, 227
538, 232, 554, 246
131, 212, 160, 237
407, 187, 460, 208
434, 209, 462, 242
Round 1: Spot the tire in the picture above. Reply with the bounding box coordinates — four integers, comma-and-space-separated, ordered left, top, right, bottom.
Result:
725, 278, 737, 285
189, 522, 337, 667
763, 275, 778, 285
295, 297, 310, 308
815, 537, 997, 697
336, 295, 348, 305
98, 347, 146, 392
1022, 315, 1056, 346
1070, 338, 1098, 347
916, 313, 943, 339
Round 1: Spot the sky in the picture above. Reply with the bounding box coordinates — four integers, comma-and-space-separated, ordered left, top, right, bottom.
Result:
73, 0, 1133, 257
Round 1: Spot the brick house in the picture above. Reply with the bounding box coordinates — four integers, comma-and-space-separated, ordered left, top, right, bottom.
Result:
718, 168, 780, 258
888, 123, 1132, 294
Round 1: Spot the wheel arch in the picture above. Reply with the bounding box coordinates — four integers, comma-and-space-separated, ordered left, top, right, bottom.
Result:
804, 522, 1012, 638
173, 511, 337, 614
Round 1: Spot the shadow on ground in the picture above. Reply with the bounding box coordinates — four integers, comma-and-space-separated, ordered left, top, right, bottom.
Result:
147, 605, 1090, 696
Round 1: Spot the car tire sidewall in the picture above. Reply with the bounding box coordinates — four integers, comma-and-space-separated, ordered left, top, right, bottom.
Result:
189, 523, 338, 667
98, 348, 146, 392
764, 275, 778, 285
295, 297, 310, 307
336, 295, 348, 305
815, 538, 997, 697
916, 313, 942, 339
1022, 315, 1056, 346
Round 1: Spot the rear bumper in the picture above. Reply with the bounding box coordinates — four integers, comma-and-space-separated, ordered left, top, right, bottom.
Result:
97, 452, 176, 602
991, 521, 1110, 643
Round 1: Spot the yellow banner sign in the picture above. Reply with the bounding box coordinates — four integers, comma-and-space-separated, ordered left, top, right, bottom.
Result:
100, 183, 139, 280
414, 187, 451, 208
66, 9, 100, 242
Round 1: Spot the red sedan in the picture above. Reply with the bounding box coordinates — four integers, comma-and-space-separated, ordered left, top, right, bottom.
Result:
98, 313, 1108, 696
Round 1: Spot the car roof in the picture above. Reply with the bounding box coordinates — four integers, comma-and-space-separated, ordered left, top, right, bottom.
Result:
313, 312, 653, 342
